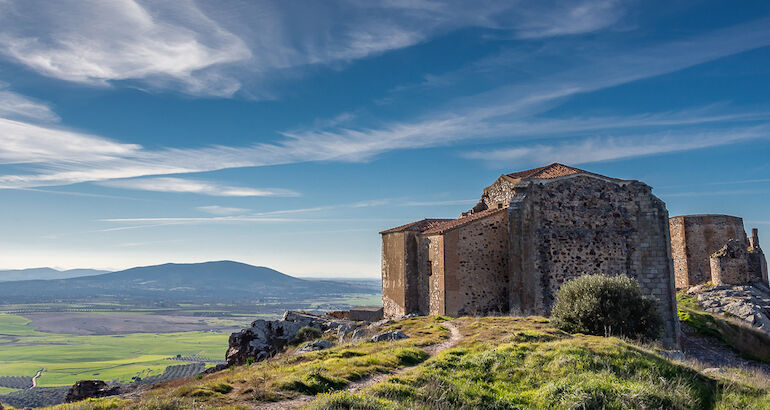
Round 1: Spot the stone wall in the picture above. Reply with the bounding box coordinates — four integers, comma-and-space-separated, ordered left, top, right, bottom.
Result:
381, 232, 407, 317
445, 210, 509, 316
428, 235, 445, 315
509, 175, 679, 347
669, 215, 747, 288
748, 229, 769, 285
710, 240, 751, 285
481, 176, 517, 210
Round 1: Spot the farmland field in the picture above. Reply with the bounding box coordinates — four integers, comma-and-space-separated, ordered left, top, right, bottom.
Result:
0, 288, 382, 393
0, 312, 231, 390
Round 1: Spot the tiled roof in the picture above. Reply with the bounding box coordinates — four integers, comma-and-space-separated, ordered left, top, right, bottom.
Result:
506, 163, 586, 180
379, 218, 454, 234
422, 207, 507, 235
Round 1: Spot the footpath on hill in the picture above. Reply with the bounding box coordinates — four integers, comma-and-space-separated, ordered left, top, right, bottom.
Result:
258, 320, 461, 410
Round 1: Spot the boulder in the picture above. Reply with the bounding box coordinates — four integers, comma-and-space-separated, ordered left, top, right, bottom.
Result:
65, 380, 120, 403
201, 363, 229, 374
367, 319, 394, 329
226, 319, 304, 366
226, 311, 356, 366
687, 284, 770, 335
296, 340, 334, 353
371, 331, 408, 342
351, 328, 369, 341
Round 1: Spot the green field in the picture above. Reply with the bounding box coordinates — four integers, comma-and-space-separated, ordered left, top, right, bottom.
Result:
0, 313, 228, 388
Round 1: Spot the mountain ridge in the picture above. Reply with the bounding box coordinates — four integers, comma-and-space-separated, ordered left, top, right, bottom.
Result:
0, 267, 110, 282
0, 260, 374, 302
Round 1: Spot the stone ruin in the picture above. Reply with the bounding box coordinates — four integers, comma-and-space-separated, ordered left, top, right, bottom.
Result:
380, 163, 680, 347
669, 215, 767, 288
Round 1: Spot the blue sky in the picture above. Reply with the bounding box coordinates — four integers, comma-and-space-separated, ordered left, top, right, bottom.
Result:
1, 0, 769, 277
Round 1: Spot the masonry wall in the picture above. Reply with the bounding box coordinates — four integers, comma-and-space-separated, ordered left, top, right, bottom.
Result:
428, 235, 445, 315
509, 175, 680, 347
711, 250, 750, 285
482, 177, 517, 210
669, 217, 689, 288
381, 232, 407, 317
669, 215, 747, 288
442, 211, 509, 316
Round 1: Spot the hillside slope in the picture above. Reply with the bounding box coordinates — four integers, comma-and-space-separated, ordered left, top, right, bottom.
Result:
43, 316, 770, 409
0, 268, 109, 282
0, 261, 374, 302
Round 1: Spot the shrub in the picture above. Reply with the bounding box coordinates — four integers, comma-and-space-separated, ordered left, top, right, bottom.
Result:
551, 274, 662, 341
293, 326, 323, 344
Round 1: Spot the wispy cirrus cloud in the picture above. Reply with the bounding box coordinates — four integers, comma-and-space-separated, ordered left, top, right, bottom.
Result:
1, 17, 769, 189
98, 177, 299, 197
0, 0, 251, 96
196, 205, 251, 216
0, 0, 626, 97
464, 125, 770, 166
0, 84, 60, 122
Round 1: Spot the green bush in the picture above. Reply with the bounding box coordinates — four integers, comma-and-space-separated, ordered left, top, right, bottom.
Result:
293, 326, 323, 344
551, 274, 662, 341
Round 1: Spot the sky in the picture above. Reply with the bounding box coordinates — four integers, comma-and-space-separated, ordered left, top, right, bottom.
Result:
1, 0, 769, 277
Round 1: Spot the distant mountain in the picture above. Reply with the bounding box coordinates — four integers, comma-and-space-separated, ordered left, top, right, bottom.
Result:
0, 261, 375, 302
0, 267, 110, 282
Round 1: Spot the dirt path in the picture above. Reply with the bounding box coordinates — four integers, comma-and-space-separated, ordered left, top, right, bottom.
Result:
258, 320, 462, 410
31, 368, 44, 388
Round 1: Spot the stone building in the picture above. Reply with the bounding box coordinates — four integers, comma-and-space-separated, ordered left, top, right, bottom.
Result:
669, 215, 767, 288
381, 163, 680, 346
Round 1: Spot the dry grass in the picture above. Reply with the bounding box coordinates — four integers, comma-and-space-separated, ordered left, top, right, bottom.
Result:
72, 316, 449, 409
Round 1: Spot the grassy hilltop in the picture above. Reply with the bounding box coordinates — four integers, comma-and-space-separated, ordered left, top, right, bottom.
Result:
37, 315, 770, 410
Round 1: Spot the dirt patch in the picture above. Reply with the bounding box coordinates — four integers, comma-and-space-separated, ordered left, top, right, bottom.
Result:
20, 313, 241, 335
681, 323, 770, 376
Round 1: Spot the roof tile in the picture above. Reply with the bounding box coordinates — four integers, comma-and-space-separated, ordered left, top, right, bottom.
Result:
379, 218, 454, 234
422, 207, 507, 235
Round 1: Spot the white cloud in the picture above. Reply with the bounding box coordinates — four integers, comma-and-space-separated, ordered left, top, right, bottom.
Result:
1, 17, 769, 189
0, 0, 625, 97
98, 177, 299, 197
0, 84, 59, 122
0, 0, 251, 96
196, 205, 250, 216
464, 125, 770, 166
0, 118, 140, 164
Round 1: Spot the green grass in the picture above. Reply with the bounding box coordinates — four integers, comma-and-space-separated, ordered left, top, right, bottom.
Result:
0, 386, 19, 395
120, 316, 448, 408
0, 313, 228, 386
307, 317, 770, 410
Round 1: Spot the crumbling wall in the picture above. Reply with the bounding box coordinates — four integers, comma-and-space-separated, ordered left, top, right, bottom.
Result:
711, 240, 751, 285
509, 175, 679, 347
748, 228, 769, 285
482, 176, 517, 210
669, 215, 747, 287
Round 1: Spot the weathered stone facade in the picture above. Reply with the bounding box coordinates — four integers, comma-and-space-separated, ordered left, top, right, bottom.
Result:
425, 208, 509, 316
669, 215, 747, 287
381, 163, 681, 347
507, 174, 679, 346
669, 215, 767, 288
710, 240, 752, 285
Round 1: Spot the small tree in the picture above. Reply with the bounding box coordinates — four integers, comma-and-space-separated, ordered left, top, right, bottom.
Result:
551, 274, 663, 341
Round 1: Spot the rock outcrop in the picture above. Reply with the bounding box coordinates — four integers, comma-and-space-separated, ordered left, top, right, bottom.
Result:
226, 311, 354, 366
688, 284, 770, 334
371, 330, 408, 342
65, 380, 120, 403
296, 340, 334, 353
